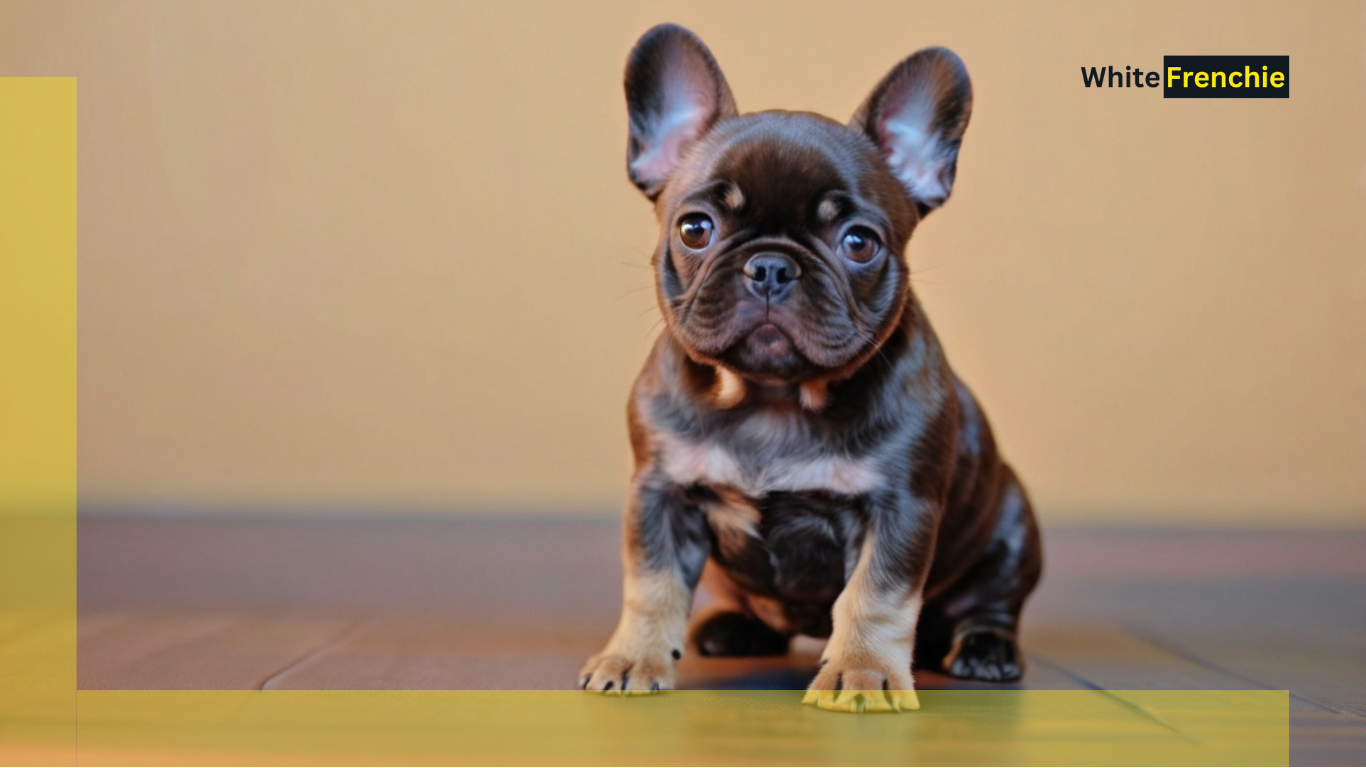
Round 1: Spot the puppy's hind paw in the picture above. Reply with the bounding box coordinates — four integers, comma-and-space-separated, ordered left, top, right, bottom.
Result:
943, 629, 1022, 683
690, 611, 790, 657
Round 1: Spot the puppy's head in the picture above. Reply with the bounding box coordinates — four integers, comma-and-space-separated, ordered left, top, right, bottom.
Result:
625, 24, 972, 387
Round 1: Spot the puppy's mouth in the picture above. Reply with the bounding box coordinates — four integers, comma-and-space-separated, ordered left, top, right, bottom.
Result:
720, 316, 815, 381
747, 323, 792, 354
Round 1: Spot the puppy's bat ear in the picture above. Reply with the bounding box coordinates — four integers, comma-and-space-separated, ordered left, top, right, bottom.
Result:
851, 47, 972, 216
624, 24, 737, 199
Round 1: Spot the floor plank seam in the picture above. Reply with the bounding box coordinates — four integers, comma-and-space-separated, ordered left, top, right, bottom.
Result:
1125, 625, 1361, 719
1029, 655, 1106, 691
78, 614, 262, 690
255, 617, 370, 691
1031, 655, 1182, 734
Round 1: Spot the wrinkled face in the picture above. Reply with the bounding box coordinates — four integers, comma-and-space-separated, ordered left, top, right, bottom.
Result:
654, 114, 919, 382
624, 25, 973, 384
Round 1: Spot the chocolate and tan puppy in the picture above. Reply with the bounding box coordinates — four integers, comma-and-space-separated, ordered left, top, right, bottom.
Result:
579, 24, 1042, 713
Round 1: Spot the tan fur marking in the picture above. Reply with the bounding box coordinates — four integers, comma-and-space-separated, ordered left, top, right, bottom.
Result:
690, 561, 786, 644
712, 366, 747, 409
698, 559, 748, 611
817, 197, 840, 222
705, 494, 761, 561
723, 182, 745, 212
696, 562, 793, 636
705, 492, 760, 531
658, 432, 882, 496
744, 595, 793, 634
799, 379, 830, 412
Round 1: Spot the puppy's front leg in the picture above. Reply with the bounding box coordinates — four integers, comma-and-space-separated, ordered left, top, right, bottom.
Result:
579, 472, 708, 694
804, 498, 935, 713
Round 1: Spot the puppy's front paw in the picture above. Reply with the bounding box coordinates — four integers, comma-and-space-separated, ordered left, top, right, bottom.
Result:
802, 655, 918, 713
578, 647, 678, 694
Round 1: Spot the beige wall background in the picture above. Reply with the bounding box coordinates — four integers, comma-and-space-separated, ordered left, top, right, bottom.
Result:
3, 0, 1363, 525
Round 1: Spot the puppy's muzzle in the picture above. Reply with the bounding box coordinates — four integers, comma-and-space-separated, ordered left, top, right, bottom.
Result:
743, 253, 801, 302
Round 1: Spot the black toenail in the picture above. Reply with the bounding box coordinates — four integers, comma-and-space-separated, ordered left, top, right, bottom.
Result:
603, 681, 614, 691
672, 649, 681, 660
651, 682, 660, 692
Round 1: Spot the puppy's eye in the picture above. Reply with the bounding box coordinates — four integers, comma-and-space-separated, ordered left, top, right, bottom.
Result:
841, 227, 881, 264
678, 214, 714, 250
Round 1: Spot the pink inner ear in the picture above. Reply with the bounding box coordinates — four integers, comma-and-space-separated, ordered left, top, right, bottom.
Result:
877, 92, 952, 206
631, 103, 707, 185
631, 70, 716, 188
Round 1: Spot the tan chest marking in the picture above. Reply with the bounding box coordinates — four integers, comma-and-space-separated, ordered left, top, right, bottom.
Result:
659, 434, 881, 496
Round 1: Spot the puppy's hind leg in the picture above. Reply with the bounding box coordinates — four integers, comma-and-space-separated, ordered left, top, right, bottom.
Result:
689, 563, 792, 657
922, 468, 1042, 683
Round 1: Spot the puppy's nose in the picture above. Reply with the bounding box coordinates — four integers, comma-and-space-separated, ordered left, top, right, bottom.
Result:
744, 253, 801, 301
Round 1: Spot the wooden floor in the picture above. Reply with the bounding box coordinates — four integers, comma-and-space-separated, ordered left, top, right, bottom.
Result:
75, 517, 1366, 765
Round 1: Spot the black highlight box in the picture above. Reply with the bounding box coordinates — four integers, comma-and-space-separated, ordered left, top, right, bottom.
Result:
1164, 55, 1289, 98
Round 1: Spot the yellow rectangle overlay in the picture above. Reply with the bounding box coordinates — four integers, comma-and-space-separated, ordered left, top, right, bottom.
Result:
0, 78, 1288, 767
0, 76, 78, 766
71, 690, 1286, 766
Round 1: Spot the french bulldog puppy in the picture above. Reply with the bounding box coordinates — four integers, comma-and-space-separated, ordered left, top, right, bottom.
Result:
579, 24, 1042, 713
